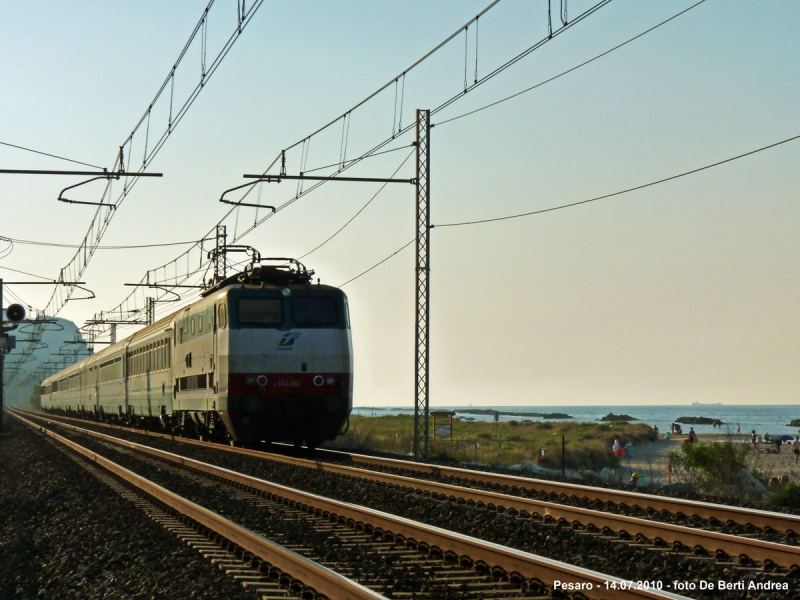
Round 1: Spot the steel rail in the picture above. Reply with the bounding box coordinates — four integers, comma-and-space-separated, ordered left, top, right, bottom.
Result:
10, 411, 382, 600
228, 452, 800, 568
19, 408, 800, 536
19, 411, 686, 600
338, 450, 800, 534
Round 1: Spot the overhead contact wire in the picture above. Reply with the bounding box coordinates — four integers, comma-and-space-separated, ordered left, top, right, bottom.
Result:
435, 0, 707, 127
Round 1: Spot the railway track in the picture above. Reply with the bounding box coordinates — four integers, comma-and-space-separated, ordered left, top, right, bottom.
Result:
12, 409, 688, 600
17, 409, 800, 558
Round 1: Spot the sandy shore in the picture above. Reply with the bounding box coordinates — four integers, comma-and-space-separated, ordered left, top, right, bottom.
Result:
609, 433, 800, 485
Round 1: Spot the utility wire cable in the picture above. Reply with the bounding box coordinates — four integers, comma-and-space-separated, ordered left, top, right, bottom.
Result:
339, 239, 414, 287
0, 140, 104, 170
435, 0, 706, 127
436, 132, 800, 228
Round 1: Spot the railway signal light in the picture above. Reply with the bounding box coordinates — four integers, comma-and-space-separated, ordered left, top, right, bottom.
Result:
5, 303, 25, 322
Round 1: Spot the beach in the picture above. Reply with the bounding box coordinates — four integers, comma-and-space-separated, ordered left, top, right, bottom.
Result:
613, 433, 800, 485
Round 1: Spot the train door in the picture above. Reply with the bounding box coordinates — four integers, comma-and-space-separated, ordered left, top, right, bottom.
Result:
146, 343, 152, 417
212, 304, 218, 396
95, 366, 100, 412
164, 332, 173, 414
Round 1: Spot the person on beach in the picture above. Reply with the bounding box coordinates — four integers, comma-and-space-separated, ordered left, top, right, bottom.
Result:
751, 430, 757, 449
737, 424, 741, 434
653, 425, 659, 437
688, 427, 697, 444
793, 438, 800, 465
612, 437, 625, 457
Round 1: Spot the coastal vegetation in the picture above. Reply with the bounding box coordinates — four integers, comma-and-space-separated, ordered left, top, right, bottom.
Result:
325, 414, 656, 470
668, 438, 749, 486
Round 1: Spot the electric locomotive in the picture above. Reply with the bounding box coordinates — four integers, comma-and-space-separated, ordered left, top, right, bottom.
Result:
40, 259, 353, 447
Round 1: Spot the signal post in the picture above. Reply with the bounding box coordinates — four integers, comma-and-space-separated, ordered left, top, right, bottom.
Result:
1, 279, 27, 434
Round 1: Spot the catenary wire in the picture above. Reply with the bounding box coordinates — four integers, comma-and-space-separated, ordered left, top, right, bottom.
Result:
3, 285, 31, 308
301, 144, 414, 175
299, 151, 415, 259
435, 132, 800, 228
0, 264, 62, 281
434, 0, 706, 128
67, 0, 610, 346
0, 235, 214, 250
233, 0, 611, 246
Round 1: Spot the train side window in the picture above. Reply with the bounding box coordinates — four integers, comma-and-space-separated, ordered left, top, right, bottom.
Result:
219, 305, 227, 329
191, 318, 195, 335
198, 315, 203, 332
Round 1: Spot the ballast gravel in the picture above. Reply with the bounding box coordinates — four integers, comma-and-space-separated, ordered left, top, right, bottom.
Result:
0, 417, 254, 600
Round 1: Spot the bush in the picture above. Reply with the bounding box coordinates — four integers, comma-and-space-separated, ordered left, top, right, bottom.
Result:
539, 438, 619, 471
770, 482, 800, 510
681, 440, 749, 486
477, 432, 492, 440
507, 434, 523, 442
509, 420, 519, 427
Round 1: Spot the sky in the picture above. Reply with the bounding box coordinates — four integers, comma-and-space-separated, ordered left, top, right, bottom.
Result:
0, 0, 798, 407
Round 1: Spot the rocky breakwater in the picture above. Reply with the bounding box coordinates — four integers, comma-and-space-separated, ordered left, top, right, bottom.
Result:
600, 412, 636, 422
676, 416, 724, 426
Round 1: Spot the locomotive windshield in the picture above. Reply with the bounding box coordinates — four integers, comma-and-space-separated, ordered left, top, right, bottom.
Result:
291, 297, 338, 327
237, 298, 282, 325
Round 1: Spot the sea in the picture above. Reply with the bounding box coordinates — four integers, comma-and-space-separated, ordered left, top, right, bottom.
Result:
352, 405, 800, 438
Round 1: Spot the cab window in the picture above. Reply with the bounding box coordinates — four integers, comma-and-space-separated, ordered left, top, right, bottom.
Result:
238, 298, 282, 326
292, 297, 339, 327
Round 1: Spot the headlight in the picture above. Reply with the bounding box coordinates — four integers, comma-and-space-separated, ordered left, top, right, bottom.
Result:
325, 376, 335, 385
256, 375, 268, 386
312, 375, 324, 386
245, 376, 256, 386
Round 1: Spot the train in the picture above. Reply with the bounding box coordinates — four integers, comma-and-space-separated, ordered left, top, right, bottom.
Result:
40, 259, 353, 448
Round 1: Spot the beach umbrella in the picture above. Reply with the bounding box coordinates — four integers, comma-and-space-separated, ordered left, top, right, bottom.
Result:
774, 435, 795, 442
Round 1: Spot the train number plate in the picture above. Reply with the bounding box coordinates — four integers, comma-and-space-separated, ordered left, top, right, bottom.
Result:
274, 379, 301, 388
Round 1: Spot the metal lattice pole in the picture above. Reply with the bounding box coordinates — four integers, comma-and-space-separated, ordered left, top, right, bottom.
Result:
414, 109, 431, 462
215, 225, 227, 283
146, 297, 155, 325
